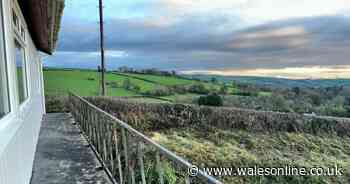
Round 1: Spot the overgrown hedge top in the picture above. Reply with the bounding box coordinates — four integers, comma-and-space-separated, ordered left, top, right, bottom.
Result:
85, 97, 350, 137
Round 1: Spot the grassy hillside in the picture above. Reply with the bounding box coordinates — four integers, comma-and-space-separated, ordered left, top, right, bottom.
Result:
115, 72, 195, 86
114, 72, 235, 92
44, 69, 236, 102
187, 74, 350, 88
44, 70, 138, 96
44, 69, 350, 183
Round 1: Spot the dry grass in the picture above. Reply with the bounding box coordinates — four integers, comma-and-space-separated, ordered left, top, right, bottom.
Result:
86, 97, 350, 183
152, 128, 350, 183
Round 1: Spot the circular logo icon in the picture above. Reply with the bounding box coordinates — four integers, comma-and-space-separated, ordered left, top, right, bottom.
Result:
188, 165, 199, 177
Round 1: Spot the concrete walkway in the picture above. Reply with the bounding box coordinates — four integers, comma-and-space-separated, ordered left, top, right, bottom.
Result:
30, 113, 112, 184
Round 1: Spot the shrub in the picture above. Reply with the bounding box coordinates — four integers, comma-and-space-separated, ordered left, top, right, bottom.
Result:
45, 95, 69, 113
171, 85, 187, 94
121, 79, 142, 93
219, 85, 229, 95
233, 91, 258, 97
309, 93, 322, 106
188, 83, 209, 94
211, 77, 218, 83
144, 86, 174, 96
123, 79, 132, 90
271, 95, 292, 112
133, 85, 141, 93
109, 81, 119, 88
346, 106, 350, 117
345, 96, 350, 106
198, 93, 223, 106
143, 160, 177, 184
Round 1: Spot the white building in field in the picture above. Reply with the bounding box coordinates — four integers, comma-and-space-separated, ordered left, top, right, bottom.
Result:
0, 0, 64, 183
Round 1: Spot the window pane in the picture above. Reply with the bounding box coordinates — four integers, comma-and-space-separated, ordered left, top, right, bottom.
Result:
0, 4, 10, 118
15, 40, 28, 103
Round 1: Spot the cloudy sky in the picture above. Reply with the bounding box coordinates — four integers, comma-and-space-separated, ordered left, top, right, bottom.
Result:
44, 0, 350, 79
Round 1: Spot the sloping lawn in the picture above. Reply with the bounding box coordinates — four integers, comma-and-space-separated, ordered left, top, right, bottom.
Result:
44, 70, 155, 96
121, 73, 195, 86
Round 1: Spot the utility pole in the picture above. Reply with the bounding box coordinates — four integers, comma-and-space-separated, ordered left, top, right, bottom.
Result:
99, 0, 106, 96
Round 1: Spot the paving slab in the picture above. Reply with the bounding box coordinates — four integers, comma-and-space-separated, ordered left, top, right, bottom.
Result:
30, 113, 112, 184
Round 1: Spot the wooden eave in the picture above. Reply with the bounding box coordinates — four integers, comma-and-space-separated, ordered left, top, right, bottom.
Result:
19, 0, 65, 55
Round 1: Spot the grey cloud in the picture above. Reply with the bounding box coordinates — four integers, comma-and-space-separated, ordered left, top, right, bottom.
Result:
58, 14, 350, 53
53, 14, 350, 71
57, 14, 238, 52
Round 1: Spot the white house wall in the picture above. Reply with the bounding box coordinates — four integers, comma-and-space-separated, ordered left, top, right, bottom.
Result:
0, 0, 46, 183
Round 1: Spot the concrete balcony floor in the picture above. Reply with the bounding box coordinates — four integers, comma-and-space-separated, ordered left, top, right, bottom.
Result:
30, 113, 112, 184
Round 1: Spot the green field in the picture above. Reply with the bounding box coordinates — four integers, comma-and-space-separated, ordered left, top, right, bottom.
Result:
44, 70, 137, 96
117, 72, 195, 86
114, 72, 236, 92
44, 69, 238, 103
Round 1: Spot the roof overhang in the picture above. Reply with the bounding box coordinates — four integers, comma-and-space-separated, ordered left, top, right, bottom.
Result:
19, 0, 65, 55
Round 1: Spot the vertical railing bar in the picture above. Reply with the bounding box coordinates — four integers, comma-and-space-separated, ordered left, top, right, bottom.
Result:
76, 99, 80, 124
130, 166, 136, 184
91, 111, 96, 146
89, 108, 93, 142
95, 111, 100, 153
128, 133, 136, 184
113, 127, 124, 184
137, 142, 146, 184
108, 123, 115, 175
85, 105, 89, 133
101, 115, 106, 159
86, 107, 89, 135
121, 129, 129, 182
106, 119, 110, 163
94, 110, 99, 149
80, 102, 84, 130
82, 100, 86, 127
156, 151, 165, 184
98, 114, 104, 156
84, 103, 88, 132
76, 98, 80, 122
86, 107, 89, 138
83, 102, 86, 131
103, 117, 108, 162
185, 176, 191, 184
76, 97, 80, 123
73, 96, 78, 122
79, 101, 83, 128
107, 123, 114, 173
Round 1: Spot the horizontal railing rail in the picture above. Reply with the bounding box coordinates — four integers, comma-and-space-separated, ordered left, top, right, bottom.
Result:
68, 92, 223, 184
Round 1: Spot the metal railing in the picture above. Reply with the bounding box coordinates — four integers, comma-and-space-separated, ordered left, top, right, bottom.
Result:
68, 93, 223, 184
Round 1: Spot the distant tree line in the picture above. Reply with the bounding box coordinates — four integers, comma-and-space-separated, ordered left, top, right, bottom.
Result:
224, 84, 350, 118
109, 69, 350, 117
117, 66, 177, 77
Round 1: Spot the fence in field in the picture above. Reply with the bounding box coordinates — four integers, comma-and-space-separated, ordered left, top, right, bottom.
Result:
68, 93, 222, 184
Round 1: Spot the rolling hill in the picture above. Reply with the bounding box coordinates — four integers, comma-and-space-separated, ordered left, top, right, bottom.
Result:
186, 75, 350, 88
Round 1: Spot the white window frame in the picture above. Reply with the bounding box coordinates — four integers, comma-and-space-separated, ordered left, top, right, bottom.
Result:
12, 1, 30, 106
0, 0, 11, 120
